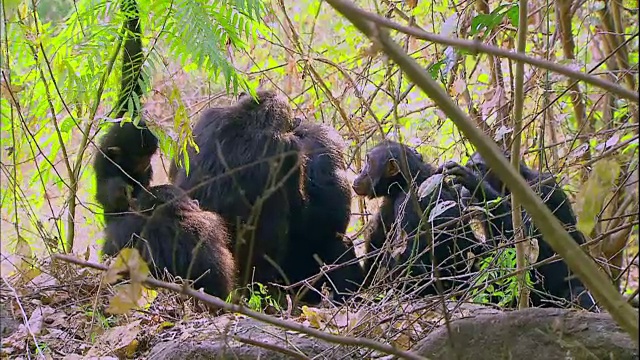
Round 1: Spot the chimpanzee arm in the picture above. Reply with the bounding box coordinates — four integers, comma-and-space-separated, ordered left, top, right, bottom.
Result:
362, 197, 396, 274
436, 161, 503, 202
437, 161, 514, 240
524, 169, 585, 244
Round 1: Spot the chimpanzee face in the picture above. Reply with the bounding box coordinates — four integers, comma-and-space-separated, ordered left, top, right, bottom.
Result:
352, 147, 400, 199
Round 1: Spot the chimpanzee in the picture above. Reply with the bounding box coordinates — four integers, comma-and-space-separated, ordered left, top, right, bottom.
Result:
437, 152, 596, 309
93, 0, 236, 299
101, 178, 236, 298
286, 119, 364, 303
170, 92, 363, 304
93, 0, 157, 217
353, 141, 486, 296
170, 90, 303, 289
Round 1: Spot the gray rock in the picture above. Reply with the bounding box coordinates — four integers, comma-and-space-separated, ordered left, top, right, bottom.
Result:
147, 314, 362, 360
415, 307, 639, 360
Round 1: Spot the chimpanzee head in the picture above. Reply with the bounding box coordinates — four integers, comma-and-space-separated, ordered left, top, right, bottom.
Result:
466, 151, 519, 195
100, 120, 158, 175
352, 141, 425, 198
234, 89, 296, 132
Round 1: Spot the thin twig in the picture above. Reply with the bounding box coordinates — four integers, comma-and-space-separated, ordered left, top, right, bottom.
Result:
320, 1, 638, 102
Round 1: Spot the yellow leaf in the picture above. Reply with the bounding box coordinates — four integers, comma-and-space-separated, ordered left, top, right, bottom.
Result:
86, 320, 142, 357
300, 305, 323, 328
576, 159, 620, 235
14, 236, 32, 259
13, 236, 41, 284
124, 339, 139, 357
104, 248, 150, 284
1, 0, 25, 21
106, 283, 141, 315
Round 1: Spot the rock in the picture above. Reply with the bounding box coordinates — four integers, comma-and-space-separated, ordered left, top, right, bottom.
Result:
415, 307, 639, 360
147, 314, 361, 360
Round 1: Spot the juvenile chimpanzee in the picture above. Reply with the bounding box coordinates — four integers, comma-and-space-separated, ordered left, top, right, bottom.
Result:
102, 178, 236, 298
353, 141, 486, 296
93, 0, 157, 216
437, 152, 596, 309
94, 121, 158, 215
286, 119, 364, 303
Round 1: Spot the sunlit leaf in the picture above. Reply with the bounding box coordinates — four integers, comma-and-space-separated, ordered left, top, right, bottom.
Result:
575, 159, 621, 235
104, 248, 150, 284
506, 5, 519, 27
427, 59, 446, 80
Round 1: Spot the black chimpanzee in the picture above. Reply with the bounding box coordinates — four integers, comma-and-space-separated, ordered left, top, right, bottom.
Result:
170, 93, 363, 304
93, 0, 236, 299
437, 152, 596, 309
353, 141, 486, 296
286, 119, 364, 303
101, 178, 237, 298
93, 0, 157, 216
170, 90, 304, 291
94, 120, 158, 216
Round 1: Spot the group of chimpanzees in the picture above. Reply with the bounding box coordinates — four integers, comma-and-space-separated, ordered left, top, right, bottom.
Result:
95, 0, 362, 304
94, 0, 597, 310
355, 141, 596, 309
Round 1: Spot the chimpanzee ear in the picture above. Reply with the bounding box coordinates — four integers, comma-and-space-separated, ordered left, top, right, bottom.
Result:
106, 146, 121, 154
386, 158, 400, 177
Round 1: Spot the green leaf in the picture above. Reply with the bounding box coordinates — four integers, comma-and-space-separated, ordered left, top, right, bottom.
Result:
470, 13, 503, 36
427, 59, 446, 80
60, 117, 75, 133
506, 5, 519, 27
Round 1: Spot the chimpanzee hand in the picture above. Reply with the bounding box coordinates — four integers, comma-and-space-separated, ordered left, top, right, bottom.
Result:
436, 161, 481, 191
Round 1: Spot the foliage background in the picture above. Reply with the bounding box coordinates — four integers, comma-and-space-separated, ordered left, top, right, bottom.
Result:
1, 0, 638, 297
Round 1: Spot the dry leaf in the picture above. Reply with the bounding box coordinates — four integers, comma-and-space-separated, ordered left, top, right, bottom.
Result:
451, 78, 467, 96
85, 320, 142, 357
575, 159, 620, 235
106, 282, 155, 315
300, 306, 324, 329
103, 248, 150, 284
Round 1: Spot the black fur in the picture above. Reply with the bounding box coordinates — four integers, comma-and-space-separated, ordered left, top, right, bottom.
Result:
114, 0, 144, 120
171, 90, 303, 289
353, 141, 485, 296
287, 120, 364, 303
171, 95, 365, 303
437, 152, 596, 309
102, 180, 236, 298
